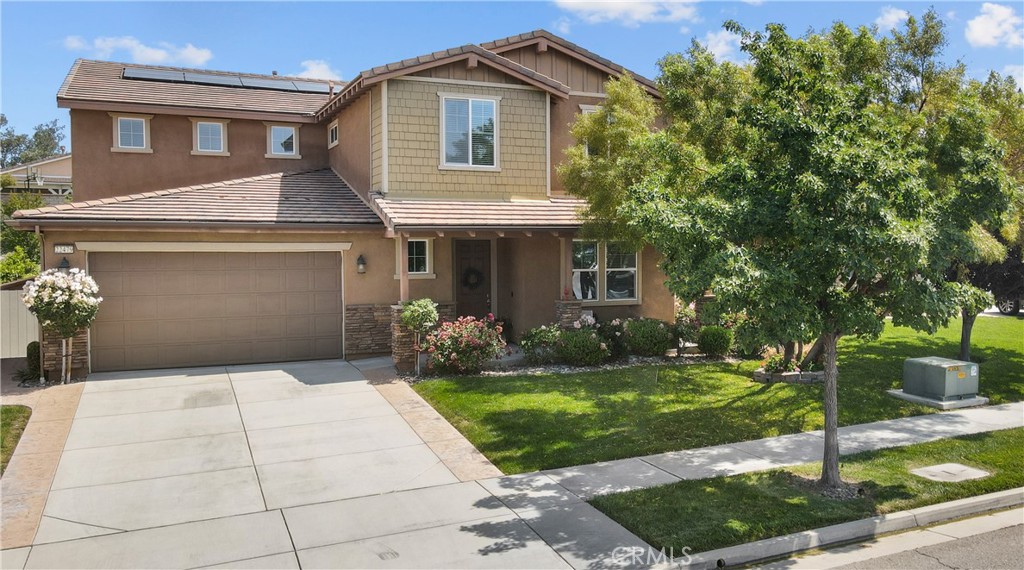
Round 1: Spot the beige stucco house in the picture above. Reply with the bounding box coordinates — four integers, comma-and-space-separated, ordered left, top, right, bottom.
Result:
10, 30, 676, 377
1, 153, 73, 205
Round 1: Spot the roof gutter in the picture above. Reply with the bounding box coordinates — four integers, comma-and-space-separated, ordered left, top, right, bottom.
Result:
5, 219, 385, 233
58, 98, 321, 124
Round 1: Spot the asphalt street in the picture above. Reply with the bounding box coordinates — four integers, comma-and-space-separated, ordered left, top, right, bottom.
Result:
831, 524, 1023, 570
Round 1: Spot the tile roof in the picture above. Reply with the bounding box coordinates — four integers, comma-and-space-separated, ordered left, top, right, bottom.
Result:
58, 60, 334, 117
371, 194, 585, 231
481, 29, 660, 96
12, 170, 383, 227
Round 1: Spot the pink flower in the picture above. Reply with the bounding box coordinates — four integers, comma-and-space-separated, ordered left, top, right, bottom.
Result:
574, 322, 582, 329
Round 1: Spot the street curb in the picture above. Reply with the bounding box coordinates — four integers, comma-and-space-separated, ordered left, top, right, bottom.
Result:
675, 487, 1023, 569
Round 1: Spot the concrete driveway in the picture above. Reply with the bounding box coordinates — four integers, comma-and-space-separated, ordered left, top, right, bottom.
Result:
3, 360, 649, 569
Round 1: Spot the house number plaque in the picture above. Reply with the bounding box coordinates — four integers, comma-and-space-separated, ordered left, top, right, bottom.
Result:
54, 244, 75, 254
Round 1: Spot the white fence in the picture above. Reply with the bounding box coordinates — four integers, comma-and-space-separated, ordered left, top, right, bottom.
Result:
1, 290, 38, 358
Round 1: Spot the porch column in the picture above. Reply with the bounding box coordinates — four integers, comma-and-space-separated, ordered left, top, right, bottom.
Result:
398, 233, 409, 302
559, 236, 573, 297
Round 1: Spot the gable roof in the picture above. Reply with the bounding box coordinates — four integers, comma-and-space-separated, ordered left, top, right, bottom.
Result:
10, 170, 382, 229
481, 29, 661, 98
316, 44, 571, 120
58, 60, 335, 122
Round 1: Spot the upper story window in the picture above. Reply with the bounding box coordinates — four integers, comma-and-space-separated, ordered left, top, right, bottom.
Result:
572, 240, 640, 303
328, 120, 339, 149
265, 123, 301, 159
440, 93, 499, 170
109, 113, 153, 153
580, 104, 601, 157
190, 118, 230, 156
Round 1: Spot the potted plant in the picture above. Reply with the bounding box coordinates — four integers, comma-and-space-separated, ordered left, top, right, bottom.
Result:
22, 268, 102, 384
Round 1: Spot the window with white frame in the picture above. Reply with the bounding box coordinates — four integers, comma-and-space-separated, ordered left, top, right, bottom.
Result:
110, 114, 152, 152
328, 120, 339, 148
605, 242, 637, 300
441, 95, 498, 168
266, 124, 300, 158
394, 238, 435, 278
579, 104, 600, 157
572, 240, 639, 302
190, 118, 230, 155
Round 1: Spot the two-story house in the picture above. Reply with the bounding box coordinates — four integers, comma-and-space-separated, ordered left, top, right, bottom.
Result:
11, 30, 676, 376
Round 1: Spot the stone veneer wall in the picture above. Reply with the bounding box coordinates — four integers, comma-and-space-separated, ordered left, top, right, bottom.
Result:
391, 301, 456, 373
41, 328, 89, 381
345, 304, 394, 356
555, 300, 583, 328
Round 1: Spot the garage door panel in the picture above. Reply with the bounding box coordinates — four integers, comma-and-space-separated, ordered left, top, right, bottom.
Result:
90, 251, 344, 372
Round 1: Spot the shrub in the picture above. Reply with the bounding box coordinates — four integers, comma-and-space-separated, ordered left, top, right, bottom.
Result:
25, 341, 40, 376
520, 325, 561, 364
674, 303, 700, 345
0, 246, 39, 283
400, 298, 438, 334
732, 313, 770, 358
598, 318, 629, 360
556, 328, 610, 366
761, 354, 799, 373
698, 326, 733, 358
623, 318, 674, 356
422, 315, 506, 374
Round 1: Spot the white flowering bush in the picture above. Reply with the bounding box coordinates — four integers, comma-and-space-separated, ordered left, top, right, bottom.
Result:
22, 268, 103, 339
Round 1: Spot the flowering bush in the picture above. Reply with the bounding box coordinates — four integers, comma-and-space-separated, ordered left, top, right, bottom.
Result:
400, 298, 439, 334
623, 318, 674, 356
22, 269, 102, 338
597, 318, 629, 360
673, 303, 700, 344
556, 328, 610, 366
422, 315, 506, 374
520, 324, 561, 365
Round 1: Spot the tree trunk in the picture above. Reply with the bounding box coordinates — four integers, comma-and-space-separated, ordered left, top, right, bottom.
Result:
65, 336, 74, 384
800, 336, 824, 369
959, 309, 977, 362
783, 341, 796, 363
819, 331, 842, 489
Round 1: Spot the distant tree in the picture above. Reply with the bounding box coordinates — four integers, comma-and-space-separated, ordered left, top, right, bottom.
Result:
0, 246, 39, 283
0, 114, 66, 168
0, 173, 15, 188
1, 193, 45, 261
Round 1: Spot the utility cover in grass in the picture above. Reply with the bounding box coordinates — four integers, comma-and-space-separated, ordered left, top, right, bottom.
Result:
911, 463, 990, 482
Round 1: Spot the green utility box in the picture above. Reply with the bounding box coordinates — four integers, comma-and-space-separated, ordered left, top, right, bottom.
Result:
903, 357, 979, 401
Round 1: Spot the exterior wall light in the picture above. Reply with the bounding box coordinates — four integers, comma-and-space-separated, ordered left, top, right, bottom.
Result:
57, 257, 71, 274
356, 254, 367, 274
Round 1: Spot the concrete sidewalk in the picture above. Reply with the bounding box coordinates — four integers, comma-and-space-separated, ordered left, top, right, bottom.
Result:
542, 402, 1024, 499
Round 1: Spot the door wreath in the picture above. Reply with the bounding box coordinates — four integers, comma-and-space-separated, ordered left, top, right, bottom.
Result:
461, 267, 485, 290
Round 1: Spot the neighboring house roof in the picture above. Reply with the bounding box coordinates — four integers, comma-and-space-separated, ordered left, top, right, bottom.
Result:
0, 153, 72, 174
10, 170, 382, 229
481, 29, 661, 98
371, 194, 584, 232
58, 60, 334, 121
317, 44, 571, 120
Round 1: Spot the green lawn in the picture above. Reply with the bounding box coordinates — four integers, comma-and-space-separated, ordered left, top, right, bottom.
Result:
589, 427, 1024, 554
413, 316, 1024, 473
1, 405, 32, 475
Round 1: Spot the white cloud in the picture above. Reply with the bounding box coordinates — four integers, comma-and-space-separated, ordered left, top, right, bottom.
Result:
678, 25, 690, 34
293, 59, 342, 81
741, 0, 764, 5
553, 0, 700, 28
945, 10, 956, 21
966, 3, 1023, 48
702, 29, 742, 62
64, 35, 212, 66
1005, 64, 1024, 86
874, 6, 910, 31
554, 16, 572, 35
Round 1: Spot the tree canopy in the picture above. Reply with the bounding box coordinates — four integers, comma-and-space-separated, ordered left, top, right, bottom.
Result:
560, 14, 1016, 487
0, 114, 66, 169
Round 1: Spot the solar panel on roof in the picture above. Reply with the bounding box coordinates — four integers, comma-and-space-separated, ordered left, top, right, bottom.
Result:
184, 72, 244, 87
291, 81, 332, 94
123, 68, 185, 82
239, 77, 297, 91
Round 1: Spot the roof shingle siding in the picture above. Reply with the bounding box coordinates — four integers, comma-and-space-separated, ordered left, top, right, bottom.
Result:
13, 170, 382, 226
58, 60, 333, 117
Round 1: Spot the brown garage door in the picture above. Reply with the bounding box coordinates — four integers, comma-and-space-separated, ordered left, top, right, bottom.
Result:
89, 251, 343, 372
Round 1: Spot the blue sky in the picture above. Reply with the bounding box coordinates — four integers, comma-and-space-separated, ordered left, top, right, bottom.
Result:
2, 1, 1022, 149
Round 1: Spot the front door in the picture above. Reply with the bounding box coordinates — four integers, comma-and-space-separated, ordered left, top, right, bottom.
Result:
454, 240, 491, 318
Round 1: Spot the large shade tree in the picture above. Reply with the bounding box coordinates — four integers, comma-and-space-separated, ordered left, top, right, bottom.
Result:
562, 20, 1011, 488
